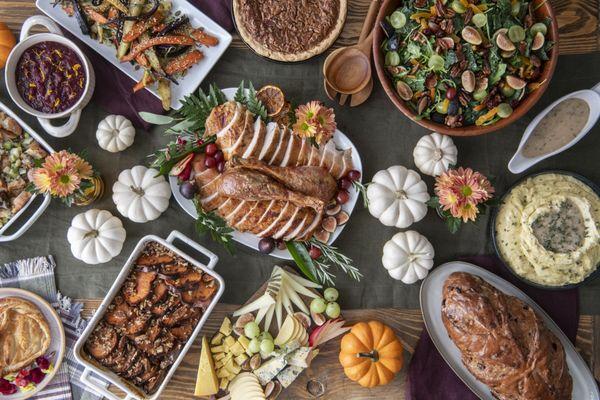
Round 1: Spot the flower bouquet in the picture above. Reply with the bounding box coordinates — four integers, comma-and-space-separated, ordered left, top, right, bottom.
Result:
28, 150, 101, 206
427, 167, 495, 233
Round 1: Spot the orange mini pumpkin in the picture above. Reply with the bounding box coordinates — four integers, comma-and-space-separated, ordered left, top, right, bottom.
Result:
339, 320, 403, 388
0, 22, 16, 69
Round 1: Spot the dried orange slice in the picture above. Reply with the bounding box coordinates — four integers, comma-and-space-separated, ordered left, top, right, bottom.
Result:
257, 85, 286, 116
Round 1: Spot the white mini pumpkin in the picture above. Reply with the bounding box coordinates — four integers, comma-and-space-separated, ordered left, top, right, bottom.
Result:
382, 230, 434, 283
413, 132, 457, 177
367, 165, 430, 228
112, 165, 171, 223
96, 115, 136, 153
67, 209, 126, 265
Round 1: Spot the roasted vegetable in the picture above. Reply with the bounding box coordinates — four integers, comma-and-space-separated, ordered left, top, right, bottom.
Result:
164, 50, 203, 75
117, 0, 145, 59
122, 10, 163, 42
120, 35, 194, 62
72, 0, 90, 35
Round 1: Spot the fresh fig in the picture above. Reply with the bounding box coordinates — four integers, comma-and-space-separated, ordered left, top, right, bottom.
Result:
234, 313, 255, 336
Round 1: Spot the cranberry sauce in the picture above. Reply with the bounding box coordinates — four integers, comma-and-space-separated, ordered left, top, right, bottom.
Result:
16, 41, 86, 114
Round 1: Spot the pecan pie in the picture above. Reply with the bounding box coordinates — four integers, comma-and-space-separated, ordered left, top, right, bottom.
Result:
84, 242, 219, 395
233, 0, 347, 62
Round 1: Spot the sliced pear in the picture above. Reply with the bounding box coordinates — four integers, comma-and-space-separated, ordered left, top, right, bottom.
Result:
274, 314, 296, 346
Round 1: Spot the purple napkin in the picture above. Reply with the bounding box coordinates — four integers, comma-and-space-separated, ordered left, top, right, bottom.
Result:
66, 0, 233, 130
405, 255, 579, 400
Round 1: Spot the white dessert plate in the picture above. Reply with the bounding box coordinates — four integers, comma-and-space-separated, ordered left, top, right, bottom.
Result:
36, 0, 232, 110
0, 288, 66, 400
508, 83, 600, 174
170, 88, 363, 259
420, 261, 599, 400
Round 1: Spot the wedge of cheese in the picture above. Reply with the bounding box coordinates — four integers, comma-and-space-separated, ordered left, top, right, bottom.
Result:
194, 336, 219, 396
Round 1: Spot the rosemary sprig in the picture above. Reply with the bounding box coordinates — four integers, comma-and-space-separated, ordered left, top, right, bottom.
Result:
194, 199, 235, 254
150, 135, 215, 177
352, 180, 369, 208
308, 238, 363, 283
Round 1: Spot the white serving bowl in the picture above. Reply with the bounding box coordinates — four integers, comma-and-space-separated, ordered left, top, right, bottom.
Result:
5, 15, 95, 138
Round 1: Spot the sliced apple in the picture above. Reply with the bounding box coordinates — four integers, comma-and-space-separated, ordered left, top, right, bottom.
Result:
274, 314, 296, 346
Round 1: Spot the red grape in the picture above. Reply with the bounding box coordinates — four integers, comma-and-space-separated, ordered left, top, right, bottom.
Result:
214, 151, 224, 163
338, 178, 351, 190
258, 238, 275, 254
217, 161, 225, 173
309, 246, 322, 259
204, 156, 217, 169
347, 170, 361, 181
205, 143, 218, 156
336, 190, 350, 205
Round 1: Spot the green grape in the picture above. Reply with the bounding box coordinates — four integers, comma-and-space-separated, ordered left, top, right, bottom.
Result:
259, 331, 273, 342
385, 51, 400, 67
310, 297, 327, 314
428, 54, 445, 71
436, 99, 449, 114
324, 288, 339, 302
472, 13, 487, 28
497, 103, 513, 118
248, 338, 261, 354
508, 25, 525, 42
244, 321, 260, 339
473, 89, 488, 101
260, 339, 275, 354
450, 0, 466, 13
511, 1, 521, 16
530, 22, 547, 36
500, 83, 515, 97
326, 302, 341, 319
390, 11, 407, 29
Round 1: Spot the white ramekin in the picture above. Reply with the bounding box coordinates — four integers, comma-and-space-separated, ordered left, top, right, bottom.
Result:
5, 15, 95, 138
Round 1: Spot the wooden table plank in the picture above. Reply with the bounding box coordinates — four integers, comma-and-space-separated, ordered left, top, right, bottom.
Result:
2, 0, 599, 55
78, 300, 599, 400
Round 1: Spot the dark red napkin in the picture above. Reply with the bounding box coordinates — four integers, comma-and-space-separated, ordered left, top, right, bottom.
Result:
66, 0, 233, 130
405, 255, 579, 400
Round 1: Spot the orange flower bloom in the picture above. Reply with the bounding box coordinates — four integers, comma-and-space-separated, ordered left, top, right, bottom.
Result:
31, 168, 53, 193
293, 101, 336, 144
434, 167, 494, 222
50, 168, 80, 197
31, 150, 94, 199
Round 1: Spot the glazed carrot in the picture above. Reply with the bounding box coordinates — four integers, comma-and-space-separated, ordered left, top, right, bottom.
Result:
84, 6, 109, 24
473, 103, 487, 112
135, 52, 150, 68
190, 29, 219, 47
107, 7, 119, 20
164, 50, 204, 75
120, 36, 195, 62
123, 12, 164, 43
153, 23, 166, 33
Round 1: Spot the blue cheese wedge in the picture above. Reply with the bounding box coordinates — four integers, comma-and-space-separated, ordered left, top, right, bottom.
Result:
276, 365, 305, 388
253, 355, 288, 385
285, 347, 312, 368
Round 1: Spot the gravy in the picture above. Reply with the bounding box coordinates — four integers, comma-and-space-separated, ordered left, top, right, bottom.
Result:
531, 199, 586, 253
522, 98, 589, 158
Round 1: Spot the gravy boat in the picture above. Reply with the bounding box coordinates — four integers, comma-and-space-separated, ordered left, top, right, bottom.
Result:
508, 83, 600, 174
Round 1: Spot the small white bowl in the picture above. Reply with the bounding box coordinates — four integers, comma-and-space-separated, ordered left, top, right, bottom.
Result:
4, 16, 95, 138
508, 83, 600, 174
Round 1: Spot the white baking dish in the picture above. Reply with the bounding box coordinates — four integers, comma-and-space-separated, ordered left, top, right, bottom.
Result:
0, 100, 54, 242
74, 230, 224, 400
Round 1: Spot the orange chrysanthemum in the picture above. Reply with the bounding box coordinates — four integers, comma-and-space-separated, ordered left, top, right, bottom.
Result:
293, 101, 336, 145
50, 168, 80, 197
31, 168, 53, 193
30, 150, 93, 199
434, 167, 494, 222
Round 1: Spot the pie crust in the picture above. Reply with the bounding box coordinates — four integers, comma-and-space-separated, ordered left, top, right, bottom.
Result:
0, 297, 51, 375
233, 0, 347, 62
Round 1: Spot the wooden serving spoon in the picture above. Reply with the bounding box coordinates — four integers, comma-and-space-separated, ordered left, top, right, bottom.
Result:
323, 0, 380, 95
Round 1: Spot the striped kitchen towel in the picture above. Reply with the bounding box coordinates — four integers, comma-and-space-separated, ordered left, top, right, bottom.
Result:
0, 256, 109, 400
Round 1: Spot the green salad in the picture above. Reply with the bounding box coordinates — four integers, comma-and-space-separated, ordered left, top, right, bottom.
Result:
380, 0, 553, 128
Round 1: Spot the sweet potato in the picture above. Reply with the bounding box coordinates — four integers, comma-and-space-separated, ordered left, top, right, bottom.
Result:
136, 254, 173, 266
86, 324, 117, 359
161, 304, 199, 327
181, 283, 217, 304
150, 281, 168, 304
123, 271, 157, 305
166, 270, 203, 288
159, 263, 188, 275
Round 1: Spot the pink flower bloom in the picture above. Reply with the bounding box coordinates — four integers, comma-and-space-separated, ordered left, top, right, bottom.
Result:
434, 167, 494, 222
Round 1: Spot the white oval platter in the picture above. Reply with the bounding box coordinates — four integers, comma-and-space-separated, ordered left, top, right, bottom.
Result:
0, 288, 66, 400
420, 261, 600, 400
170, 88, 363, 259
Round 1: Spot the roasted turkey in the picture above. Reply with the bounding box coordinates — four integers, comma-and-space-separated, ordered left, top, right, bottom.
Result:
193, 101, 353, 241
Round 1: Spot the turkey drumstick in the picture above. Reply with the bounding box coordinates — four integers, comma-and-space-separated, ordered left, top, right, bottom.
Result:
217, 167, 326, 212
228, 157, 337, 202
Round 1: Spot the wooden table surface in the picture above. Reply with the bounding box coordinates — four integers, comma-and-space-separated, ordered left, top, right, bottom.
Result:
78, 300, 600, 400
2, 0, 599, 398
2, 0, 600, 55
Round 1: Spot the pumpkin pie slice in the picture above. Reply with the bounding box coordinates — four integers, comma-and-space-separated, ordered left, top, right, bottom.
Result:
233, 0, 347, 62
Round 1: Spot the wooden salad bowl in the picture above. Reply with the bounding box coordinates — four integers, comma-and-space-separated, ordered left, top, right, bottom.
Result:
372, 0, 559, 137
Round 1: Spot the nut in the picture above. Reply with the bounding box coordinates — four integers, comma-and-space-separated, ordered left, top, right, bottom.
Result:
475, 77, 488, 92
396, 81, 413, 101
532, 31, 545, 50
233, 313, 255, 336
506, 75, 527, 90
461, 70, 476, 92
495, 32, 516, 51
294, 312, 311, 329
325, 203, 341, 216
313, 228, 330, 243
461, 26, 482, 45
322, 216, 338, 233
250, 353, 262, 370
